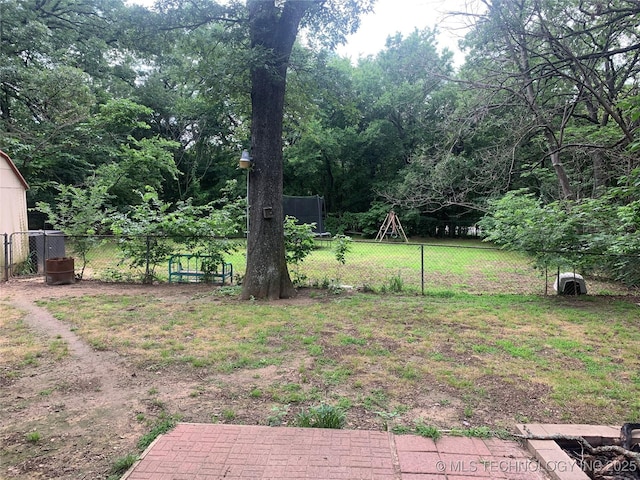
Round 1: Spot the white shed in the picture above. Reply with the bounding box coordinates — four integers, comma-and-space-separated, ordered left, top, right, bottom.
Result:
1, 149, 30, 274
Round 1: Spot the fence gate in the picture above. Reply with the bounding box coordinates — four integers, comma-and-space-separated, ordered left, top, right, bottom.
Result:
2, 231, 66, 281
2, 233, 7, 281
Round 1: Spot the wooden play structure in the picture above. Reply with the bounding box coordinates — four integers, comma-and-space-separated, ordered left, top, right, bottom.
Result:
375, 210, 408, 242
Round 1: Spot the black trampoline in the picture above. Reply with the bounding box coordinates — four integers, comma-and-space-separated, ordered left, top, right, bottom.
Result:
283, 195, 330, 236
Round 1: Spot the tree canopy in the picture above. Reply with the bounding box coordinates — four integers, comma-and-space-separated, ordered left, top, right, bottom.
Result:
3, 0, 640, 288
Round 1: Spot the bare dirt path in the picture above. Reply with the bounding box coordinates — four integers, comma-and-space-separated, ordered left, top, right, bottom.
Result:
1, 280, 172, 479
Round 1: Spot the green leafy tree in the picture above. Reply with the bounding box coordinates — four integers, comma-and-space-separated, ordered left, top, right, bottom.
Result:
460, 0, 640, 200
129, 22, 252, 202
241, 0, 374, 300
35, 177, 113, 279
0, 0, 140, 206
332, 234, 352, 285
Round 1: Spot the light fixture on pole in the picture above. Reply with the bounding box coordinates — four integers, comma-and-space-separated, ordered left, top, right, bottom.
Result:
239, 150, 252, 169
239, 150, 252, 235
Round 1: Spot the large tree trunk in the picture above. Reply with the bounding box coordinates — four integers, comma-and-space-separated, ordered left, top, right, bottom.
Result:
241, 0, 314, 300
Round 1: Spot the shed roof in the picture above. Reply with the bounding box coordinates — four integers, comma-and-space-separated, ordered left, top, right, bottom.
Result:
0, 149, 29, 190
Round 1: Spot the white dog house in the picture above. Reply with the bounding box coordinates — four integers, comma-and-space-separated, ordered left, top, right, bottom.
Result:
554, 272, 587, 295
1, 149, 29, 276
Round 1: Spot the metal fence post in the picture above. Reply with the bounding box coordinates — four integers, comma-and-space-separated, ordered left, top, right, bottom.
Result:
421, 244, 424, 296
3, 233, 8, 282
43, 230, 48, 277
145, 235, 151, 282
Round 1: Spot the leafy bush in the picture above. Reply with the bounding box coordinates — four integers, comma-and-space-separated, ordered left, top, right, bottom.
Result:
325, 211, 363, 235
110, 454, 138, 477
332, 234, 352, 265
284, 216, 316, 265
283, 216, 317, 286
478, 190, 578, 270
109, 187, 242, 283
480, 178, 640, 286
387, 274, 404, 293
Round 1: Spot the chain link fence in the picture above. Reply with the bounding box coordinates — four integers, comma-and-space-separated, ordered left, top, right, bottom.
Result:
2, 231, 637, 296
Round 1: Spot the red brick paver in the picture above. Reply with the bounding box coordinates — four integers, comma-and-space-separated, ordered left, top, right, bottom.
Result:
393, 432, 551, 480
122, 423, 552, 480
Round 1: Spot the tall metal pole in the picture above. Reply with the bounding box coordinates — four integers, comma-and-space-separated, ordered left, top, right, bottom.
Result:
3, 233, 8, 282
246, 170, 250, 236
421, 244, 424, 296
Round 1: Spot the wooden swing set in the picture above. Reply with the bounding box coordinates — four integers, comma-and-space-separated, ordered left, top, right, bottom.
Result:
375, 210, 408, 242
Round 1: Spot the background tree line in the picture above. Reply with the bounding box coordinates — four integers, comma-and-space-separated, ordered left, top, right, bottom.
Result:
2, 0, 640, 283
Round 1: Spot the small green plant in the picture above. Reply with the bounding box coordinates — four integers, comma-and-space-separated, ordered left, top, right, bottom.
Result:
49, 338, 69, 360
295, 404, 346, 429
137, 414, 178, 450
249, 388, 263, 398
100, 267, 137, 283
323, 367, 352, 385
284, 216, 316, 285
332, 234, 352, 284
273, 382, 306, 403
336, 397, 353, 410
361, 283, 376, 293
20, 352, 41, 367
25, 431, 41, 443
396, 364, 419, 380
448, 426, 495, 438
267, 405, 289, 426
387, 274, 404, 293
216, 285, 242, 297
415, 423, 441, 440
464, 426, 493, 438
13, 258, 36, 276
307, 344, 323, 356
362, 389, 388, 410
392, 424, 412, 434
222, 408, 236, 421
332, 234, 352, 265
189, 385, 205, 398
375, 409, 402, 431
110, 453, 138, 477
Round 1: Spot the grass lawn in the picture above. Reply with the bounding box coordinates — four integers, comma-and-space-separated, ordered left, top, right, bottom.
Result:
0, 302, 67, 375
37, 289, 640, 429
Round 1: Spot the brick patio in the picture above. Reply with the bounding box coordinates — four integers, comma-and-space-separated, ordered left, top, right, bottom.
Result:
121, 423, 553, 479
